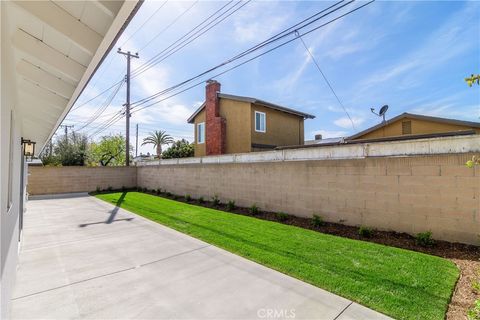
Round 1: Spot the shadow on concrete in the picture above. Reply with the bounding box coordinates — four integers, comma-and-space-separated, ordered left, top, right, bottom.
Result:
79, 192, 133, 228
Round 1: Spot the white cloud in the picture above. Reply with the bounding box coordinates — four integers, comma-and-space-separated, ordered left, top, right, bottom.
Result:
137, 103, 194, 126
324, 43, 365, 60
359, 3, 478, 91
231, 2, 290, 44
274, 48, 313, 91
334, 116, 365, 129
131, 63, 196, 126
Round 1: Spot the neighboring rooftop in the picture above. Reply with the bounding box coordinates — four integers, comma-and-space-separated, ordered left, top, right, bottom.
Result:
305, 137, 344, 145
187, 92, 315, 123
347, 112, 480, 141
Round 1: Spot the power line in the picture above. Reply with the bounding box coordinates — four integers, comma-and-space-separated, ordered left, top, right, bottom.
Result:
75, 80, 125, 131
87, 112, 125, 139
90, 0, 375, 138
130, 0, 374, 114
131, 0, 246, 78
66, 109, 124, 124
296, 32, 355, 131
73, 0, 243, 116
119, 0, 169, 49
138, 0, 199, 52
71, 78, 124, 111
70, 1, 168, 113
130, 0, 358, 109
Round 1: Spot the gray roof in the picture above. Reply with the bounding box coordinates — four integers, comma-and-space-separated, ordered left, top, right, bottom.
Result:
304, 137, 344, 145
187, 93, 315, 123
347, 112, 480, 140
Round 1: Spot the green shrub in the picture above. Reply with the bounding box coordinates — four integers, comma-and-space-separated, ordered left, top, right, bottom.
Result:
416, 231, 435, 247
198, 196, 205, 204
227, 200, 236, 211
121, 186, 126, 191
276, 212, 289, 222
468, 300, 480, 320
212, 195, 220, 206
185, 194, 191, 202
311, 214, 324, 227
107, 186, 113, 192
473, 280, 480, 293
250, 204, 259, 215
165, 191, 172, 197
142, 187, 148, 193
95, 186, 101, 193
156, 188, 162, 195
173, 195, 179, 200
359, 226, 374, 238
136, 186, 142, 192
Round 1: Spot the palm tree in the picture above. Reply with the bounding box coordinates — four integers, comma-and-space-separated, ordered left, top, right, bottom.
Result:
141, 130, 173, 158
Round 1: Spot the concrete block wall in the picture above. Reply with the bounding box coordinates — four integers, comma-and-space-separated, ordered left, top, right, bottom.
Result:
137, 153, 480, 245
28, 166, 137, 195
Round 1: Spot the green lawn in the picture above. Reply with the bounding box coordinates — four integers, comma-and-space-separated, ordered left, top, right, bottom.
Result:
96, 192, 459, 320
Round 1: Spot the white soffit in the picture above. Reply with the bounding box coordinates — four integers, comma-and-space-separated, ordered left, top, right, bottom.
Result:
6, 0, 142, 153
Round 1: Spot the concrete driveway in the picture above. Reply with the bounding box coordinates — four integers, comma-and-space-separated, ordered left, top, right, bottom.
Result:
11, 194, 391, 319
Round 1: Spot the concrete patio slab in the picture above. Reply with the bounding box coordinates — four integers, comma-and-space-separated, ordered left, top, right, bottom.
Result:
11, 194, 392, 319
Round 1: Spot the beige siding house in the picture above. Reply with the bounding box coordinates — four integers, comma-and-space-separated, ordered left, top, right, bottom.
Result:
187, 81, 314, 157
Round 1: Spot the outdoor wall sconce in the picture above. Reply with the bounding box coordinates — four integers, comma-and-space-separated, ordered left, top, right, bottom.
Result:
21, 138, 36, 160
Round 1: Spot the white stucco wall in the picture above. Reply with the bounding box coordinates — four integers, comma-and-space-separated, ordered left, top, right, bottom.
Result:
1, 2, 22, 317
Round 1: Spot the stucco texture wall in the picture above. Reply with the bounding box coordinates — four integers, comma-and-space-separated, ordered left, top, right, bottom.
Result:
219, 99, 251, 154
137, 153, 480, 245
251, 104, 304, 148
28, 166, 137, 195
193, 99, 253, 156
358, 117, 480, 140
193, 109, 206, 157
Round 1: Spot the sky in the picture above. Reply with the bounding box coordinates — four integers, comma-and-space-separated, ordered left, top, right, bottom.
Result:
62, 0, 480, 155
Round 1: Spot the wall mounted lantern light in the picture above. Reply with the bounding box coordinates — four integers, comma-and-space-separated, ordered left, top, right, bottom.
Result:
21, 138, 36, 161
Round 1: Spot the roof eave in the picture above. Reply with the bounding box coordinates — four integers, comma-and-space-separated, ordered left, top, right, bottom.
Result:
40, 0, 144, 154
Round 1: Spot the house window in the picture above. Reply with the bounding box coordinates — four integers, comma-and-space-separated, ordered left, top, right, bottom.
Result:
255, 111, 266, 133
197, 122, 205, 144
402, 121, 412, 135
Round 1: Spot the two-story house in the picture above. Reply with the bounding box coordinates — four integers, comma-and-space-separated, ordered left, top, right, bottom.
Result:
187, 80, 315, 157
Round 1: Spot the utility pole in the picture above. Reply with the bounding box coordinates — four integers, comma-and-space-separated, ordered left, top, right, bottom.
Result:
60, 125, 74, 142
135, 123, 139, 158
117, 48, 139, 166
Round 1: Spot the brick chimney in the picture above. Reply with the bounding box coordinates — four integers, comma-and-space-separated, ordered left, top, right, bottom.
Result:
205, 80, 226, 155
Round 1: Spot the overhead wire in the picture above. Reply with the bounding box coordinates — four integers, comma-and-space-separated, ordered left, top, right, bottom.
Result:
138, 0, 200, 52
71, 79, 124, 111
296, 32, 355, 130
131, 0, 246, 78
87, 111, 126, 139
75, 80, 125, 132
84, 1, 246, 138
119, 0, 169, 49
89, 0, 375, 138
70, 0, 169, 112
70, 0, 242, 120
130, 0, 374, 114
130, 0, 354, 109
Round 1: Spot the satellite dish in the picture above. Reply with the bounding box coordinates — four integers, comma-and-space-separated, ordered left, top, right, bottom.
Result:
379, 105, 389, 116
371, 104, 389, 122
